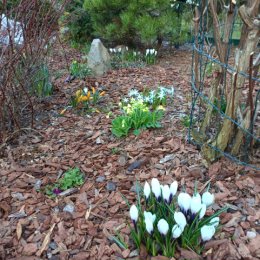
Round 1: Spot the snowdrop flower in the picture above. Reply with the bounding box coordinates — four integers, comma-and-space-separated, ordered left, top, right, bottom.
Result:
209, 217, 220, 228
150, 49, 155, 55
146, 49, 150, 56
201, 225, 216, 242
190, 195, 202, 215
130, 205, 138, 223
172, 224, 183, 239
118, 47, 122, 53
144, 181, 151, 200
174, 211, 187, 231
162, 185, 171, 204
170, 181, 178, 200
178, 192, 191, 214
202, 191, 214, 207
199, 204, 207, 219
154, 50, 158, 56
144, 211, 156, 223
133, 51, 137, 56
151, 178, 161, 200
145, 218, 153, 234
157, 219, 169, 236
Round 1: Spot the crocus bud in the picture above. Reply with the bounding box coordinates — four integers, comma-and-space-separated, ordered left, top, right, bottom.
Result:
157, 219, 169, 236
201, 225, 216, 241
170, 181, 178, 197
172, 224, 182, 239
199, 204, 207, 219
130, 205, 138, 223
190, 195, 202, 215
151, 178, 161, 200
144, 211, 156, 223
145, 218, 153, 234
162, 185, 171, 204
174, 211, 187, 231
178, 192, 191, 214
144, 181, 151, 200
209, 217, 220, 228
202, 191, 214, 207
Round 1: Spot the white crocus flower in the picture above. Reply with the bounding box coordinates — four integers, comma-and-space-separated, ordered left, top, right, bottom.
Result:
146, 49, 149, 56
154, 50, 158, 56
144, 211, 156, 223
130, 205, 138, 223
145, 218, 153, 234
151, 178, 161, 199
144, 181, 151, 200
202, 191, 214, 207
201, 225, 216, 241
133, 51, 137, 56
118, 47, 122, 53
172, 224, 183, 239
126, 46, 128, 51
210, 217, 220, 228
174, 211, 187, 231
150, 49, 155, 54
199, 204, 207, 219
190, 195, 202, 215
162, 185, 171, 204
178, 192, 191, 213
83, 87, 88, 94
170, 181, 178, 198
109, 48, 113, 52
157, 219, 169, 236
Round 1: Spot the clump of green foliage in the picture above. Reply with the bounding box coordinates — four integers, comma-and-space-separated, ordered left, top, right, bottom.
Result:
45, 168, 84, 197
70, 60, 91, 79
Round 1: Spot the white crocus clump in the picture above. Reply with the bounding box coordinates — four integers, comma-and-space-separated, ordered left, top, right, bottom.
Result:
174, 211, 187, 231
144, 181, 151, 200
130, 205, 138, 223
151, 178, 161, 200
144, 211, 156, 224
162, 185, 171, 204
157, 219, 169, 236
201, 225, 216, 242
172, 224, 183, 239
202, 191, 214, 207
178, 192, 191, 214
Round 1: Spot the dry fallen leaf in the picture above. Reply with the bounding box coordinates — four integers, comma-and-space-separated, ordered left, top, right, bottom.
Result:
16, 221, 23, 240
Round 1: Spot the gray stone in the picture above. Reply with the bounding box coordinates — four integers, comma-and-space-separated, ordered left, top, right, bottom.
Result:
34, 179, 42, 190
246, 231, 257, 239
63, 204, 75, 213
49, 241, 58, 250
96, 176, 106, 183
11, 192, 24, 201
159, 154, 175, 164
106, 181, 116, 191
87, 39, 111, 76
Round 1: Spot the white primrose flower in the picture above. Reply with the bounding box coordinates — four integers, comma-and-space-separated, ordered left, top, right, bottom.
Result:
144, 181, 151, 200
209, 217, 220, 228
201, 225, 216, 242
170, 181, 178, 197
144, 211, 156, 223
145, 218, 153, 234
162, 185, 171, 204
178, 192, 191, 213
202, 191, 214, 207
172, 224, 183, 239
130, 205, 138, 223
157, 219, 169, 236
151, 178, 161, 199
199, 204, 207, 219
174, 211, 187, 231
190, 195, 202, 215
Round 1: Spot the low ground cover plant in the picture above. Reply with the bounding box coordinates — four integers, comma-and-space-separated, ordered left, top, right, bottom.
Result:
45, 168, 84, 197
112, 87, 174, 137
70, 60, 91, 79
127, 179, 226, 257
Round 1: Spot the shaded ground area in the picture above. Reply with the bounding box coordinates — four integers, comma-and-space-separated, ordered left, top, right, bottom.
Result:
0, 46, 259, 260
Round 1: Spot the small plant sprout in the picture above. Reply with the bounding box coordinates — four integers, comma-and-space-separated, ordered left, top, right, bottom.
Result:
144, 181, 151, 200
157, 219, 169, 236
151, 178, 161, 200
125, 179, 227, 257
201, 225, 216, 242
